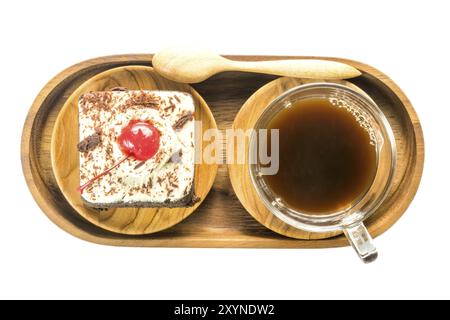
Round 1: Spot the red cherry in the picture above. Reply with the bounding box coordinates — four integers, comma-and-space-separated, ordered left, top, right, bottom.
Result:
117, 120, 161, 161
77, 120, 160, 193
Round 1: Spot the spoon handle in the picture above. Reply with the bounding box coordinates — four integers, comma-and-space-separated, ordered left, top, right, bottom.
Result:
227, 59, 361, 80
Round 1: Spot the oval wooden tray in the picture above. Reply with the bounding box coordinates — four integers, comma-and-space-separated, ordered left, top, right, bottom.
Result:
21, 54, 424, 248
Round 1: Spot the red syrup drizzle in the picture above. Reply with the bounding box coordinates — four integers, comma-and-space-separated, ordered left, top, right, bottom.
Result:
78, 120, 161, 193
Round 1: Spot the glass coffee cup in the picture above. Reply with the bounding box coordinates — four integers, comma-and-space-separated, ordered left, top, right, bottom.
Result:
249, 83, 396, 263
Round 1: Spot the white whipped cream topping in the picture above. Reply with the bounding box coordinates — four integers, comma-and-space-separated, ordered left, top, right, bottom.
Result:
78, 90, 195, 205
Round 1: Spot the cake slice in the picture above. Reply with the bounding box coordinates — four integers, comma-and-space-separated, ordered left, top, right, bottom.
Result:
77, 89, 198, 207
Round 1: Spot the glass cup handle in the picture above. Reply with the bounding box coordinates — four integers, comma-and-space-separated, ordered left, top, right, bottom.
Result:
344, 222, 378, 263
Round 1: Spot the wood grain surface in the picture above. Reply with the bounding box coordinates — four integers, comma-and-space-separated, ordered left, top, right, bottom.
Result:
51, 66, 218, 235
21, 54, 424, 248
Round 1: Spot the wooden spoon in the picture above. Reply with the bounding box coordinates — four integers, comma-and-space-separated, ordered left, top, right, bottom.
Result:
152, 47, 362, 83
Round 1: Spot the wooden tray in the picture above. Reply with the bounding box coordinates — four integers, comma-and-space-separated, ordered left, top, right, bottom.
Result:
21, 54, 424, 248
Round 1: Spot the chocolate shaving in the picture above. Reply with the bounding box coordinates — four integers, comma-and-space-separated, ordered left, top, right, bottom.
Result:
173, 112, 194, 130
154, 152, 164, 164
119, 92, 161, 110
167, 172, 179, 189
77, 132, 101, 153
164, 104, 176, 113
130, 94, 159, 107
79, 92, 113, 113
134, 161, 146, 170
142, 102, 159, 108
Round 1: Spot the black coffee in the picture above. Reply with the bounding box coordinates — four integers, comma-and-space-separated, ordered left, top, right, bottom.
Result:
262, 98, 377, 214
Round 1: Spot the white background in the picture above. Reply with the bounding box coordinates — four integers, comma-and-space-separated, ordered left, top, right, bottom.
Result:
1, 0, 449, 300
